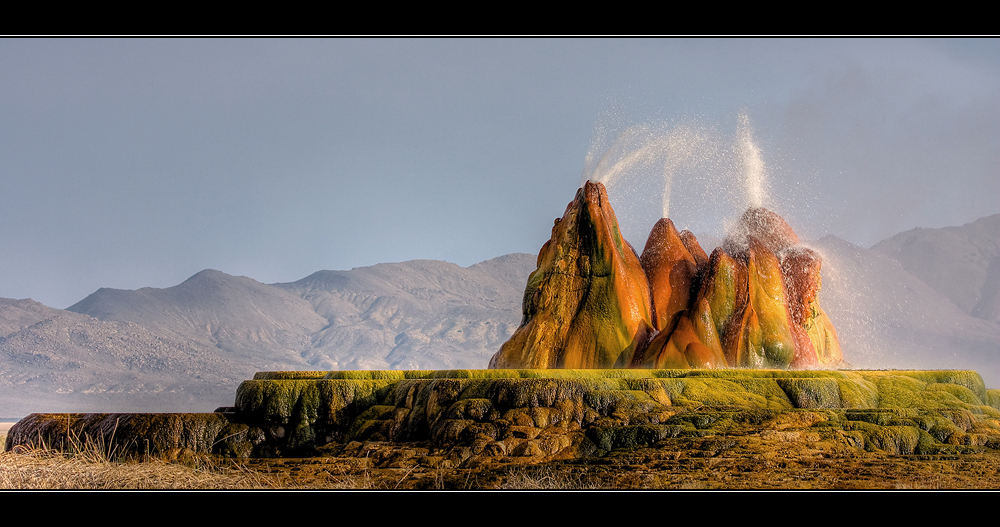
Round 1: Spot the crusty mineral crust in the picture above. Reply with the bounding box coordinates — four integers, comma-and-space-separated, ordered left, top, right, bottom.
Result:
494, 182, 842, 371
9, 369, 1000, 463
489, 181, 653, 369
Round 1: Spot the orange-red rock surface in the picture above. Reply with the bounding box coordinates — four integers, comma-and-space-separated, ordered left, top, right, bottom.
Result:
639, 218, 699, 333
491, 186, 842, 371
488, 181, 654, 369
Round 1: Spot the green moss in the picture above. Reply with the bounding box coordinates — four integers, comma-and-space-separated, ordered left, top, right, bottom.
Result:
985, 389, 1000, 411
843, 417, 954, 455
234, 378, 397, 451
731, 378, 798, 408
225, 368, 1000, 456
845, 409, 900, 426
673, 378, 760, 407
483, 378, 591, 410
432, 369, 491, 379
586, 424, 677, 451
898, 371, 986, 401
661, 378, 792, 410
869, 375, 929, 408
396, 379, 467, 439
327, 370, 408, 380
856, 370, 986, 400
927, 417, 964, 443
623, 378, 673, 405
915, 428, 942, 455
917, 389, 979, 410
444, 398, 494, 421
253, 371, 329, 380
926, 383, 984, 406
848, 421, 923, 455
666, 411, 738, 433
835, 375, 880, 408
584, 390, 652, 415
344, 405, 397, 442
776, 378, 841, 409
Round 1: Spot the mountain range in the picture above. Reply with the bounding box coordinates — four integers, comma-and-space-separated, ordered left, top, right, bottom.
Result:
1, 216, 998, 416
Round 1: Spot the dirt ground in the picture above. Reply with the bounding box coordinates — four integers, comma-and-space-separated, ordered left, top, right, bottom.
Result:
238, 436, 1000, 490
7, 424, 1000, 489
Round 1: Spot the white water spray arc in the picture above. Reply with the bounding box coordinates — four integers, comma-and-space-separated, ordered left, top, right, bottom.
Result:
583, 124, 712, 219
736, 111, 768, 209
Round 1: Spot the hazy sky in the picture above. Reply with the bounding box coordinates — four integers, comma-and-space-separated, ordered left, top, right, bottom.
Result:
2, 38, 998, 309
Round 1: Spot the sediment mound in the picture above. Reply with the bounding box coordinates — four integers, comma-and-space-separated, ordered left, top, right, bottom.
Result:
9, 369, 1000, 465
489, 181, 653, 369
494, 183, 842, 371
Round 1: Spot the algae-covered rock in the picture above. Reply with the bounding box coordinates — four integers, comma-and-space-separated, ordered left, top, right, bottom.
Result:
835, 375, 880, 408
986, 389, 1000, 411
634, 208, 842, 372
491, 180, 843, 374
640, 218, 700, 333
776, 378, 841, 409
234, 378, 396, 452
736, 236, 798, 368
4, 412, 267, 458
10, 369, 1000, 464
489, 181, 653, 369
666, 377, 793, 410
845, 421, 929, 455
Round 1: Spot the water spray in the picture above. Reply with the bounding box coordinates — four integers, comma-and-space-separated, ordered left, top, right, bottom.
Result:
736, 110, 769, 209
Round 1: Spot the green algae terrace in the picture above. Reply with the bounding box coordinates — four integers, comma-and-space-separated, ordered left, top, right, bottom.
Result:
234, 369, 1000, 454
247, 368, 998, 410
9, 369, 1000, 461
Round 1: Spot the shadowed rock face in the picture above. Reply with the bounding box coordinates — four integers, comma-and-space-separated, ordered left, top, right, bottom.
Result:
640, 218, 699, 333
644, 209, 842, 369
633, 219, 725, 369
494, 185, 841, 370
488, 181, 653, 369
10, 369, 1000, 461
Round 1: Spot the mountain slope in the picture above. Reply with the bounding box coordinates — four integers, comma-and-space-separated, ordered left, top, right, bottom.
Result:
68, 269, 327, 366
0, 298, 237, 415
274, 255, 536, 369
814, 235, 1000, 384
3, 256, 534, 415
872, 214, 1000, 322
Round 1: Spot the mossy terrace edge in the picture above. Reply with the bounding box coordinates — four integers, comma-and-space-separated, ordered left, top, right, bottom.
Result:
8, 369, 1000, 464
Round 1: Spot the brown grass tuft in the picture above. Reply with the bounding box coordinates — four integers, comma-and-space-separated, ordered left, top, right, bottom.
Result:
0, 429, 280, 490
500, 466, 601, 490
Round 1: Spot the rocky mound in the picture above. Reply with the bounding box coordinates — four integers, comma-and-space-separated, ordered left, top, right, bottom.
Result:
489, 181, 653, 369
9, 369, 1000, 464
494, 183, 842, 371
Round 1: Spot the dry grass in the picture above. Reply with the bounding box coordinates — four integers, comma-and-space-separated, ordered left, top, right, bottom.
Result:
500, 466, 601, 490
0, 429, 283, 490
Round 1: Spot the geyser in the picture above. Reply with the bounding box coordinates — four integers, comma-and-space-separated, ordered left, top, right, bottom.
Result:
583, 121, 715, 227
736, 111, 768, 209
488, 181, 653, 369
491, 114, 842, 371
489, 182, 842, 370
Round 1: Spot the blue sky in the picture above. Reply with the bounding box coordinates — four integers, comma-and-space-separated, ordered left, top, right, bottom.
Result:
1, 38, 997, 308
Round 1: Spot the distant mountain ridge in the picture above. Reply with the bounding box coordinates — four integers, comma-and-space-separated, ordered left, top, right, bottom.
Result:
0, 254, 536, 415
813, 235, 1000, 382
1, 215, 999, 417
872, 214, 1000, 323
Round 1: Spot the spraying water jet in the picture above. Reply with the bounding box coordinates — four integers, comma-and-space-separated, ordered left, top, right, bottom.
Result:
492, 113, 842, 370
